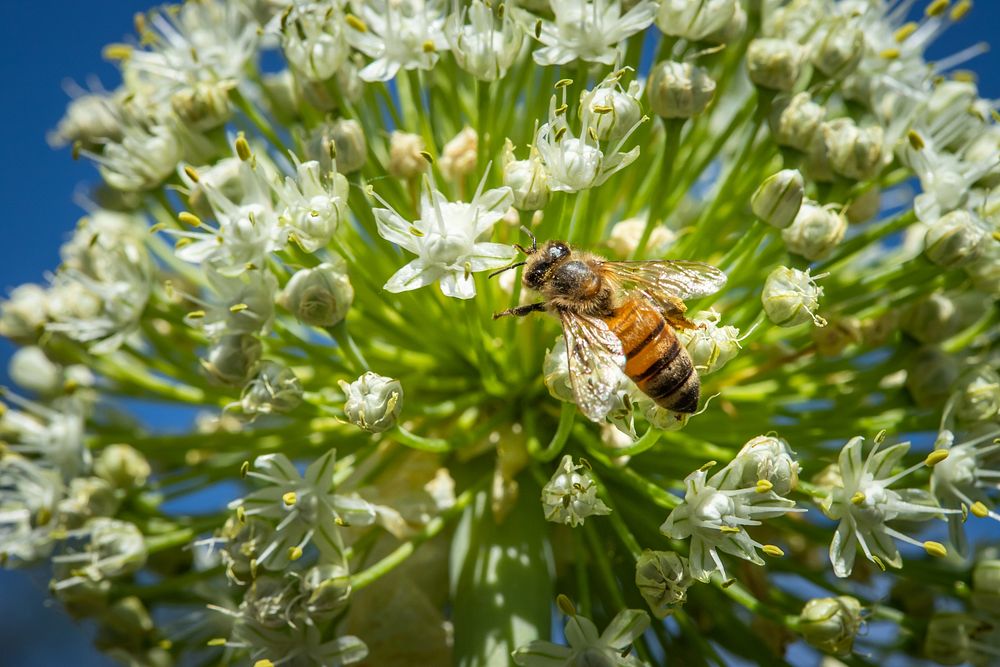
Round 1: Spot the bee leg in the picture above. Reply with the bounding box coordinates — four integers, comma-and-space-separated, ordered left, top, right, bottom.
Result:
665, 313, 698, 330
493, 302, 547, 320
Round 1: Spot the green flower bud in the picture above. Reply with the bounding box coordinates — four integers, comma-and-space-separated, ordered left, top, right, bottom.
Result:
306, 119, 367, 174
798, 596, 862, 656
822, 119, 884, 181
924, 210, 989, 268
953, 368, 1000, 423
811, 21, 864, 79
543, 337, 576, 403
8, 346, 63, 395
95, 596, 153, 654
302, 562, 352, 618
900, 292, 984, 344
261, 70, 302, 125
752, 169, 804, 229
245, 576, 295, 629
278, 263, 354, 327
905, 346, 959, 408
746, 38, 805, 91
704, 1, 746, 44
339, 371, 403, 433
924, 613, 985, 666
58, 477, 120, 528
770, 93, 825, 152
655, 0, 737, 41
94, 444, 151, 490
170, 81, 234, 132
781, 201, 847, 260
966, 242, 1000, 297
972, 560, 1000, 615
762, 266, 826, 327
635, 550, 692, 618
0, 283, 48, 343
51, 575, 110, 618
846, 187, 881, 224
202, 334, 262, 386
713, 434, 800, 496
812, 316, 863, 356
647, 60, 716, 119
240, 361, 303, 415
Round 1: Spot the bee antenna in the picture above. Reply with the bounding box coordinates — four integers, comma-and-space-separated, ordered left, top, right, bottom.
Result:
519, 225, 537, 253
488, 261, 527, 279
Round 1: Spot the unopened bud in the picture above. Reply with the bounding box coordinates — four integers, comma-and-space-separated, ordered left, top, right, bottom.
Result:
94, 444, 151, 490
647, 60, 716, 119
339, 371, 403, 433
747, 39, 805, 91
440, 127, 478, 182
8, 346, 63, 395
202, 334, 262, 386
656, 0, 737, 41
822, 119, 884, 181
971, 560, 1000, 615
302, 563, 352, 618
781, 201, 847, 260
503, 140, 550, 211
924, 210, 989, 268
751, 169, 804, 229
905, 346, 959, 408
812, 316, 863, 356
924, 613, 985, 665
712, 435, 800, 495
811, 21, 864, 79
278, 263, 354, 327
241, 362, 303, 415
606, 217, 676, 258
770, 93, 825, 152
762, 266, 826, 327
677, 309, 744, 374
635, 550, 692, 618
952, 368, 1000, 423
798, 596, 862, 656
585, 81, 642, 143
387, 131, 427, 179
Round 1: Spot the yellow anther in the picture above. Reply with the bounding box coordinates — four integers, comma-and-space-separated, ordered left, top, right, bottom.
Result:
148, 223, 166, 234
871, 555, 887, 571
102, 44, 134, 61
850, 491, 866, 505
924, 541, 948, 558
555, 78, 574, 88
207, 638, 227, 647
719, 526, 741, 534
874, 429, 887, 445
894, 22, 918, 42
184, 165, 200, 182
186, 309, 206, 319
419, 150, 435, 164
762, 544, 785, 558
229, 303, 249, 313
907, 130, 925, 150
721, 578, 737, 588
235, 133, 252, 161
409, 225, 425, 237
556, 593, 577, 617
924, 449, 949, 466
158, 639, 173, 650
755, 479, 774, 494
288, 546, 303, 561
422, 40, 436, 53
699, 460, 718, 472
554, 126, 568, 142
282, 491, 297, 506
175, 237, 193, 249
254, 661, 275, 667
952, 70, 976, 83
240, 460, 250, 478
926, 0, 949, 17
970, 501, 989, 518
345, 14, 367, 32
178, 211, 202, 227
880, 48, 901, 60
593, 105, 614, 114
950, 0, 971, 20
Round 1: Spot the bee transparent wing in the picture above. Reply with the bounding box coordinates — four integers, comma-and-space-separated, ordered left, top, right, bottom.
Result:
560, 309, 627, 422
603, 260, 727, 303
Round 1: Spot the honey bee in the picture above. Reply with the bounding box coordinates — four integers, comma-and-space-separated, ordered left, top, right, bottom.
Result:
492, 231, 726, 421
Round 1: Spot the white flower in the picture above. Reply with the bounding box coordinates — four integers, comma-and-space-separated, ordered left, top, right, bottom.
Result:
338, 371, 403, 433
347, 0, 449, 82
660, 467, 801, 581
761, 266, 826, 328
232, 449, 376, 569
930, 427, 1000, 557
541, 455, 611, 527
502, 139, 551, 211
280, 1, 350, 81
273, 157, 350, 253
373, 172, 515, 299
94, 121, 182, 192
51, 518, 147, 588
606, 217, 675, 258
528, 0, 657, 66
710, 435, 800, 497
534, 74, 645, 192
187, 269, 277, 340
48, 91, 122, 149
388, 131, 426, 179
656, 0, 737, 41
823, 436, 956, 578
512, 604, 649, 667
0, 455, 65, 567
584, 76, 643, 144
1, 394, 89, 481
445, 0, 524, 81
239, 361, 304, 416
0, 283, 49, 342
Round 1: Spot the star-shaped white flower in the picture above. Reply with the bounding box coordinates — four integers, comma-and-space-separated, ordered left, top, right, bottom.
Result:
347, 0, 449, 82
512, 603, 649, 667
373, 173, 515, 299
528, 0, 657, 66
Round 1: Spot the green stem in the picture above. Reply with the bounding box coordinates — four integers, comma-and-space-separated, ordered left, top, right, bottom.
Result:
325, 320, 369, 374
391, 423, 451, 453
527, 402, 576, 461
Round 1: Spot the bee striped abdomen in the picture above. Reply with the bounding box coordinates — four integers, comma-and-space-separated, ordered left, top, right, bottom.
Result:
605, 298, 700, 414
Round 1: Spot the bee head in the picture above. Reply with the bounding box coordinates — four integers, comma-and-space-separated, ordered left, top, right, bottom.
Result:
523, 240, 572, 289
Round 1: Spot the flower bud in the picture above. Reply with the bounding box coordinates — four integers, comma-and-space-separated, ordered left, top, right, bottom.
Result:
278, 263, 354, 327
905, 346, 959, 408
202, 334, 262, 386
762, 266, 826, 327
746, 39, 805, 91
585, 80, 642, 143
306, 119, 367, 174
656, 0, 737, 41
924, 210, 989, 268
770, 93, 825, 152
821, 119, 884, 181
94, 444, 151, 490
966, 242, 1000, 297
677, 309, 743, 375
0, 283, 49, 343
606, 217, 676, 258
810, 21, 864, 79
704, 1, 746, 44
302, 562, 352, 618
635, 550, 692, 618
541, 455, 610, 527
387, 131, 426, 179
846, 187, 880, 224
49, 93, 122, 150
281, 4, 349, 82
58, 518, 148, 581
781, 201, 847, 260
900, 292, 983, 344
339, 371, 403, 433
440, 127, 478, 182
647, 60, 716, 119
751, 169, 804, 229
261, 69, 302, 125
924, 613, 985, 666
952, 368, 1000, 423
503, 140, 551, 211
8, 346, 63, 395
543, 338, 575, 403
798, 596, 862, 656
241, 361, 303, 415
971, 560, 1000, 615
95, 596, 153, 655
170, 81, 234, 132
58, 477, 120, 529
812, 316, 862, 356
720, 435, 800, 495
99, 123, 181, 192
860, 311, 899, 347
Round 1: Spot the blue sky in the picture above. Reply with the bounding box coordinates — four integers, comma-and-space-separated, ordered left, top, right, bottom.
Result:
1, 2, 998, 665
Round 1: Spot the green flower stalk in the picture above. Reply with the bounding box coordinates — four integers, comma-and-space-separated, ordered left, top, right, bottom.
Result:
2, 0, 999, 665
